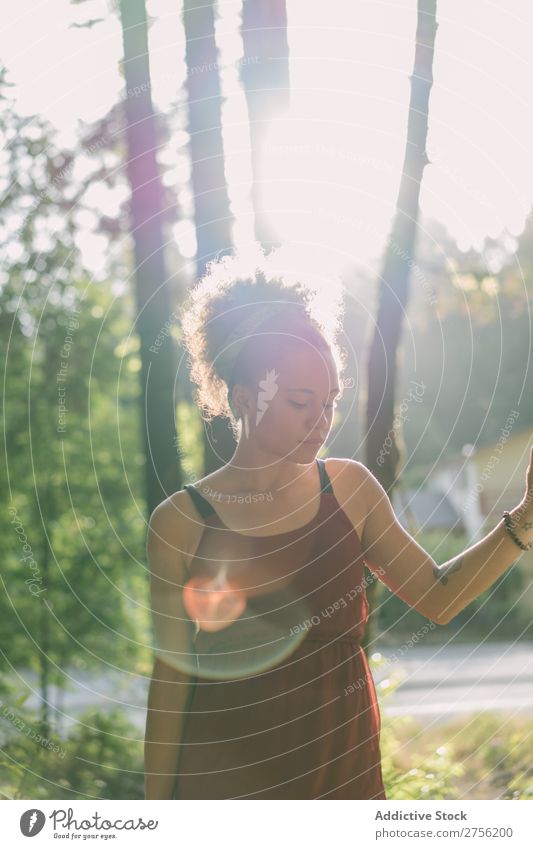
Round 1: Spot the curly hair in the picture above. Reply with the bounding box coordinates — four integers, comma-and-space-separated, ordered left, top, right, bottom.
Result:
179, 249, 347, 437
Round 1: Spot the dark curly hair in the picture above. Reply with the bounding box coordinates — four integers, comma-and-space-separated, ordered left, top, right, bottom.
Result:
180, 249, 347, 438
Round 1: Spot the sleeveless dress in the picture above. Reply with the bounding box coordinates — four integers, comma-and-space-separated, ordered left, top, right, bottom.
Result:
172, 458, 386, 800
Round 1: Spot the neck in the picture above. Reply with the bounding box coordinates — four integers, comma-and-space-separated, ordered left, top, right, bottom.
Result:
225, 442, 314, 494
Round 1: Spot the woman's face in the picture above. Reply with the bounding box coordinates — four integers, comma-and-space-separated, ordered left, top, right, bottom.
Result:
248, 343, 342, 460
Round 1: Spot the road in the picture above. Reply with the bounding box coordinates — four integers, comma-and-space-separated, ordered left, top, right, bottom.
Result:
373, 639, 533, 726
4, 641, 533, 735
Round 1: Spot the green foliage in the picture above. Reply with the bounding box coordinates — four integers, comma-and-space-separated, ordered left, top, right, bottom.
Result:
0, 68, 175, 803
0, 72, 151, 724
399, 219, 533, 474
0, 697, 143, 800
374, 656, 533, 800
450, 712, 533, 800
381, 717, 464, 800
372, 655, 464, 799
50, 708, 144, 800
1, 276, 150, 673
176, 400, 204, 483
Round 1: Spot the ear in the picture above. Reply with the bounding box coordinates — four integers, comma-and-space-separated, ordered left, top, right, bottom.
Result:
231, 382, 254, 417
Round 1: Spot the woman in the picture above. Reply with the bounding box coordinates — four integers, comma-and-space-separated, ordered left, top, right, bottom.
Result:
144, 252, 533, 800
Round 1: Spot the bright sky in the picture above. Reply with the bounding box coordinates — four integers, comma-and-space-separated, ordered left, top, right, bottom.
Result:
2, 0, 533, 275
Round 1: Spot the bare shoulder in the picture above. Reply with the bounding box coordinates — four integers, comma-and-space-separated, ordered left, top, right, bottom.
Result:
326, 457, 383, 497
149, 489, 193, 535
324, 457, 370, 492
147, 488, 202, 567
323, 457, 371, 539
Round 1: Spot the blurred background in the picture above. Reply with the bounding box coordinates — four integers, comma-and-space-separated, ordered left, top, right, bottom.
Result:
1, 0, 532, 800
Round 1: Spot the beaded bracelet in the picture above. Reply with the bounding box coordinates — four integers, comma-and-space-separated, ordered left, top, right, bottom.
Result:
502, 510, 533, 552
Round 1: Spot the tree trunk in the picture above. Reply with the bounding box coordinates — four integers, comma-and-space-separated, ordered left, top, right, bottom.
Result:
183, 0, 236, 473
240, 0, 290, 249
119, 0, 182, 515
38, 521, 51, 736
363, 0, 438, 648
184, 0, 234, 276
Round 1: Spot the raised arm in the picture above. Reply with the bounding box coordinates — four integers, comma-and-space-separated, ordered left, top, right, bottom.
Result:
353, 447, 533, 625
144, 496, 197, 800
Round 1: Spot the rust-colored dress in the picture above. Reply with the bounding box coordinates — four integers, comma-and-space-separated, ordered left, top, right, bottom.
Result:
172, 458, 386, 800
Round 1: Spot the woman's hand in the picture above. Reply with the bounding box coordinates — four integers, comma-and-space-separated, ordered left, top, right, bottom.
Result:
512, 444, 533, 525
524, 445, 533, 515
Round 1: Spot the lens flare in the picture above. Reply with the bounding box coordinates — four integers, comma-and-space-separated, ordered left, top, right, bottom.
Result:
182, 572, 247, 632
154, 564, 312, 681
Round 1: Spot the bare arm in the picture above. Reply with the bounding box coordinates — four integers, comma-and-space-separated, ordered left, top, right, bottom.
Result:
144, 658, 195, 800
355, 447, 533, 625
144, 498, 197, 800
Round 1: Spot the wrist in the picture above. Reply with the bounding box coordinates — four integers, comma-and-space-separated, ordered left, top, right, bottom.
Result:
517, 484, 533, 520
505, 504, 533, 549
510, 500, 533, 526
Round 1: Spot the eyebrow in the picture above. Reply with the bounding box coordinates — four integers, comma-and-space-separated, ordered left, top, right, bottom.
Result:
284, 387, 341, 395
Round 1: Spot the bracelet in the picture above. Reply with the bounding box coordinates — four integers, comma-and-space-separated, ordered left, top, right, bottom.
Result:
502, 510, 533, 552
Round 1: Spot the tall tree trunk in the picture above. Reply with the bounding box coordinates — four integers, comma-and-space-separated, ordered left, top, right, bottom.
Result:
38, 519, 51, 736
119, 0, 182, 515
183, 0, 236, 473
184, 0, 234, 276
363, 0, 438, 648
240, 0, 290, 250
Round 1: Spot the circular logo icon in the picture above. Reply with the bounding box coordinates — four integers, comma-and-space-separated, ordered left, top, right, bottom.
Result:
20, 809, 46, 837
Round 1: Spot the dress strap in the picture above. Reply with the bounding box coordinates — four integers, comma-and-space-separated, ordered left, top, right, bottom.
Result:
183, 484, 216, 519
317, 457, 333, 494
185, 460, 333, 518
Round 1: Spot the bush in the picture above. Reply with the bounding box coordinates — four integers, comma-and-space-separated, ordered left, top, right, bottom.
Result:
0, 694, 143, 800
374, 657, 533, 799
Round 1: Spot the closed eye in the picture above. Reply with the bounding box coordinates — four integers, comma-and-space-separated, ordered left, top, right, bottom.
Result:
289, 401, 337, 410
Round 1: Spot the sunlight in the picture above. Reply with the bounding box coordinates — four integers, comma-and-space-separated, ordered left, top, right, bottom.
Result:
2, 0, 533, 269
258, 109, 398, 273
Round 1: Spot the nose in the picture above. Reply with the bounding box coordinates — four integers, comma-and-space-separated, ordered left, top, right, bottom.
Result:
306, 405, 330, 436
